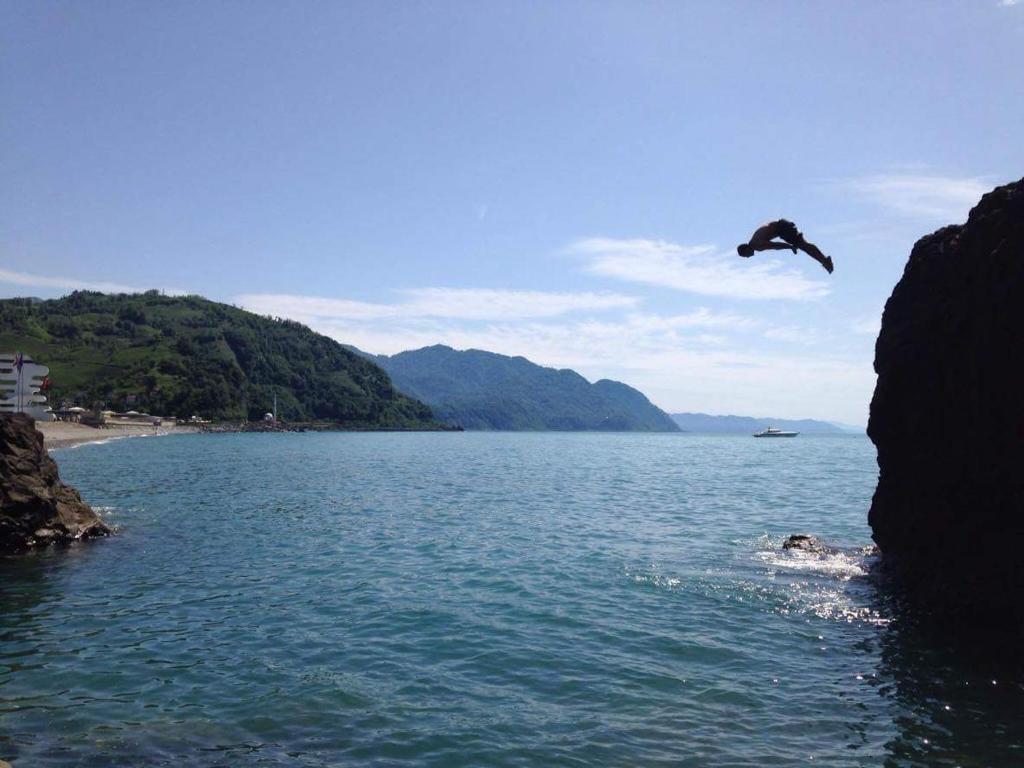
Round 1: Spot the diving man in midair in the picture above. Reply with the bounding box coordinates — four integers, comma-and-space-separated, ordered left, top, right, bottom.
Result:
737, 219, 833, 274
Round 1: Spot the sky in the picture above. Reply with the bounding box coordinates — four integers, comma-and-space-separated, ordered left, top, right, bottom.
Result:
2, 1, 1022, 425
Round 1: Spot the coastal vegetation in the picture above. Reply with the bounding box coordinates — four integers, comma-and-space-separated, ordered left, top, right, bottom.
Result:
357, 344, 681, 431
0, 292, 439, 427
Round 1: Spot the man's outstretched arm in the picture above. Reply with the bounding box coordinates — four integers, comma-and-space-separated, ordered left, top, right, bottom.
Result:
754, 241, 797, 253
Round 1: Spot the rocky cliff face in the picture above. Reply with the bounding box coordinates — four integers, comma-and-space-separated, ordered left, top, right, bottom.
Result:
0, 413, 111, 552
868, 177, 1024, 626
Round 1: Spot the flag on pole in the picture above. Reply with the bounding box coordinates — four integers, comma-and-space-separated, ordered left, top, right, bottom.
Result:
14, 351, 24, 413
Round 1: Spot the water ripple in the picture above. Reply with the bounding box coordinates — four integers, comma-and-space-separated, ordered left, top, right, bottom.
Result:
1, 433, 1021, 767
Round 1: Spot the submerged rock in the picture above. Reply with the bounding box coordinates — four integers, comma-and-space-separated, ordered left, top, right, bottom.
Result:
868, 177, 1024, 627
0, 413, 111, 552
782, 534, 830, 553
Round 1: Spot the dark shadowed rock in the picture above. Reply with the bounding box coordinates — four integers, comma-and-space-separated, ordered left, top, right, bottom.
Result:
782, 534, 830, 553
0, 413, 111, 552
868, 177, 1024, 628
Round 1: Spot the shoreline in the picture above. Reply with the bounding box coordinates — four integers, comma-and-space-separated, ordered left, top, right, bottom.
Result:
35, 422, 868, 449
38, 421, 200, 450
37, 421, 456, 450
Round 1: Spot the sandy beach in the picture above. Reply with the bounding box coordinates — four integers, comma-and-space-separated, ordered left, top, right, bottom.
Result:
38, 421, 199, 450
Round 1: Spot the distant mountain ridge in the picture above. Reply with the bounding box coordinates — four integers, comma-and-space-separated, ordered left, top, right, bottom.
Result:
670, 412, 860, 434
354, 344, 680, 432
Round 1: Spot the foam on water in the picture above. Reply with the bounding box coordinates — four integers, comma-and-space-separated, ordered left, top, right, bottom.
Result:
61, 430, 171, 451
66, 435, 130, 448
748, 535, 889, 626
753, 535, 871, 579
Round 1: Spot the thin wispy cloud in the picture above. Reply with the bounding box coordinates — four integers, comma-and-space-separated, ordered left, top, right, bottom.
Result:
569, 237, 830, 301
240, 289, 817, 358
406, 288, 637, 320
0, 267, 183, 296
850, 313, 882, 336
621, 307, 759, 332
236, 287, 639, 324
762, 324, 818, 345
999, 0, 1019, 7
842, 173, 989, 222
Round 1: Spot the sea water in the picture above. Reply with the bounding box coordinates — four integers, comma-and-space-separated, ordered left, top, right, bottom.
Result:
1, 433, 1021, 767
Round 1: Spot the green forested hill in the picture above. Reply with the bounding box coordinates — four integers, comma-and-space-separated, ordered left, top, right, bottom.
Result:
0, 291, 439, 427
357, 344, 681, 431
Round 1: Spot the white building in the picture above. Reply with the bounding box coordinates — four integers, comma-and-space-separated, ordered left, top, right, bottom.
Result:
0, 352, 53, 421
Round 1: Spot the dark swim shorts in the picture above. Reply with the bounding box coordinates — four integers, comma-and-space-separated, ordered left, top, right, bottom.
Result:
774, 219, 801, 244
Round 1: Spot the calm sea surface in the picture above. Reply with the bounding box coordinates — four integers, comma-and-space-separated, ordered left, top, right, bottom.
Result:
1, 433, 1022, 767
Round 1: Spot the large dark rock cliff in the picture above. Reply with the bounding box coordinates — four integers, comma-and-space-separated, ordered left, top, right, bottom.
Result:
868, 177, 1024, 626
0, 414, 111, 552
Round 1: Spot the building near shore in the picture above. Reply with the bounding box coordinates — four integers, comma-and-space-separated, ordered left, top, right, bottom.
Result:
0, 352, 53, 421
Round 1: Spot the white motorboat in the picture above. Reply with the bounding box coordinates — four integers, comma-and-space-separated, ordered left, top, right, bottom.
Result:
752, 426, 798, 438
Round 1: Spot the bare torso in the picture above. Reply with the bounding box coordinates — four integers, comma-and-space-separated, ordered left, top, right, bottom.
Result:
748, 221, 782, 248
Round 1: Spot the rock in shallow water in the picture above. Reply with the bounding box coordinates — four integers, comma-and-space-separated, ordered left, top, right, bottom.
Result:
782, 534, 830, 553
868, 176, 1024, 628
0, 413, 111, 552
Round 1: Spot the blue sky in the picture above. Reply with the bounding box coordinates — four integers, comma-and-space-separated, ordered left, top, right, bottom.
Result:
2, 1, 1022, 424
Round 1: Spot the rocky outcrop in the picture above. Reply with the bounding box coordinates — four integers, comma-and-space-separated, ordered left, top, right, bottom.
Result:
0, 414, 111, 552
868, 177, 1024, 626
782, 534, 830, 553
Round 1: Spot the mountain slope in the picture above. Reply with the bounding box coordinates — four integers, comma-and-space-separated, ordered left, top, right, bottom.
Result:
360, 344, 680, 431
670, 412, 851, 434
0, 291, 439, 427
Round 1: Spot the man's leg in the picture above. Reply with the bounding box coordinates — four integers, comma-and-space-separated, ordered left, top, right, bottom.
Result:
795, 237, 833, 273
